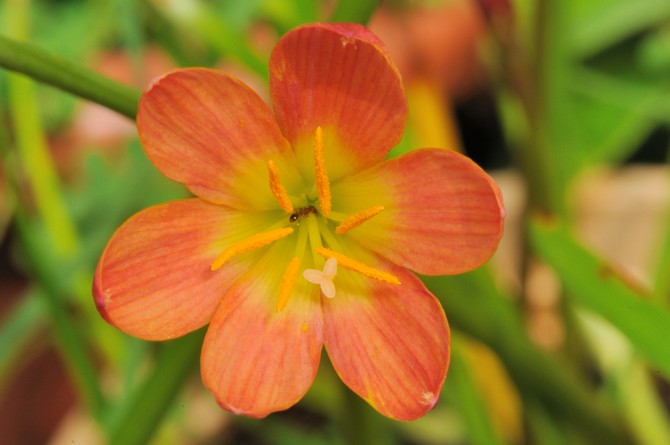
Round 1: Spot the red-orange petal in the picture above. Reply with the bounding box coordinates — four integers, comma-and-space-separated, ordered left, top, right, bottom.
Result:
94, 199, 261, 340
137, 68, 291, 208
331, 149, 504, 275
322, 253, 450, 420
269, 23, 406, 177
201, 250, 323, 418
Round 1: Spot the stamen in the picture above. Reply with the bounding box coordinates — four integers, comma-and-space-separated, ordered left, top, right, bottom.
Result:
267, 160, 293, 214
336, 205, 385, 234
277, 257, 301, 312
313, 126, 331, 217
304, 257, 338, 298
315, 247, 400, 285
211, 227, 293, 270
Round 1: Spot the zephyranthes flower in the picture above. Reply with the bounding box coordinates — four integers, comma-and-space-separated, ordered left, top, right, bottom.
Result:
93, 23, 504, 421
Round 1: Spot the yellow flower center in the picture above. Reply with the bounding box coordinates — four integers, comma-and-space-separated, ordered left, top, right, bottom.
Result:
211, 126, 399, 311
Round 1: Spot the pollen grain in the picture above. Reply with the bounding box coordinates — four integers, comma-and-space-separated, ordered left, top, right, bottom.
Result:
315, 247, 400, 285
336, 205, 385, 234
211, 227, 294, 270
267, 160, 293, 214
313, 126, 331, 217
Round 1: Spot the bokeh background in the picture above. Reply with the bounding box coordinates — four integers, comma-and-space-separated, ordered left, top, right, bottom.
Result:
1, 0, 669, 444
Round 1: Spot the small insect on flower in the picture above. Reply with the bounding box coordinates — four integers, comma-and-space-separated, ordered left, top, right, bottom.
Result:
289, 205, 317, 223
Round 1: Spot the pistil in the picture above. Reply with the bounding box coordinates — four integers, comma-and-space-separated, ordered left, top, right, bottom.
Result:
313, 126, 331, 217
211, 227, 294, 270
303, 257, 338, 298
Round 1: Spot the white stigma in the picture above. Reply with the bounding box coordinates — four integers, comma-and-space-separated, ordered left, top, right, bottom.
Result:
303, 257, 338, 298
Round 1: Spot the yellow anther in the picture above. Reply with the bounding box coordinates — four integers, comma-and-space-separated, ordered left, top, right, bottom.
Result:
313, 126, 331, 217
211, 227, 293, 270
315, 247, 400, 285
276, 257, 301, 312
335, 205, 385, 234
267, 160, 293, 214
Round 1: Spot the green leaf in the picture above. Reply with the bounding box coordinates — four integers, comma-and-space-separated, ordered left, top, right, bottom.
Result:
529, 216, 670, 380
569, 0, 670, 58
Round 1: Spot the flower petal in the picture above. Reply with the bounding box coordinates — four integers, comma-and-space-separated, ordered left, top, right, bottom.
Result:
137, 68, 292, 208
322, 250, 450, 421
269, 23, 406, 179
331, 149, 504, 275
202, 250, 323, 417
93, 199, 278, 340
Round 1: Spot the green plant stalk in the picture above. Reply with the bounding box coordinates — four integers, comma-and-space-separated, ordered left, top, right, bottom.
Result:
5, 0, 80, 257
652, 210, 670, 305
106, 329, 205, 445
7, 72, 80, 256
0, 291, 45, 392
0, 34, 140, 119
340, 383, 397, 445
423, 270, 634, 445
448, 337, 503, 445
3, 0, 105, 417
524, 0, 575, 216
13, 211, 107, 418
117, 0, 145, 86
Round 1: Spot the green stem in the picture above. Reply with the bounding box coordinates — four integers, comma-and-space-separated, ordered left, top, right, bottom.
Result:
423, 270, 634, 445
448, 337, 503, 445
106, 329, 205, 445
0, 34, 140, 119
7, 71, 80, 255
5, 0, 80, 257
0, 291, 45, 391
340, 385, 396, 445
13, 211, 107, 418
3, 0, 105, 418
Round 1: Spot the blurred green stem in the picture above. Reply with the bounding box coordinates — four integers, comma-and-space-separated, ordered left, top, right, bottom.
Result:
525, 0, 562, 215
106, 329, 205, 445
340, 385, 396, 445
0, 35, 140, 119
448, 337, 503, 445
5, 0, 79, 257
13, 211, 107, 418
423, 270, 634, 445
117, 0, 145, 86
0, 291, 45, 392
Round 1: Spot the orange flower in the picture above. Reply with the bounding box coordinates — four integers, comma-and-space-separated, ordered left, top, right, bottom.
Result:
93, 23, 504, 420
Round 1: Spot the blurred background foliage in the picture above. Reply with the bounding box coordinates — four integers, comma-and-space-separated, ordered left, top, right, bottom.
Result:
0, 0, 669, 444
